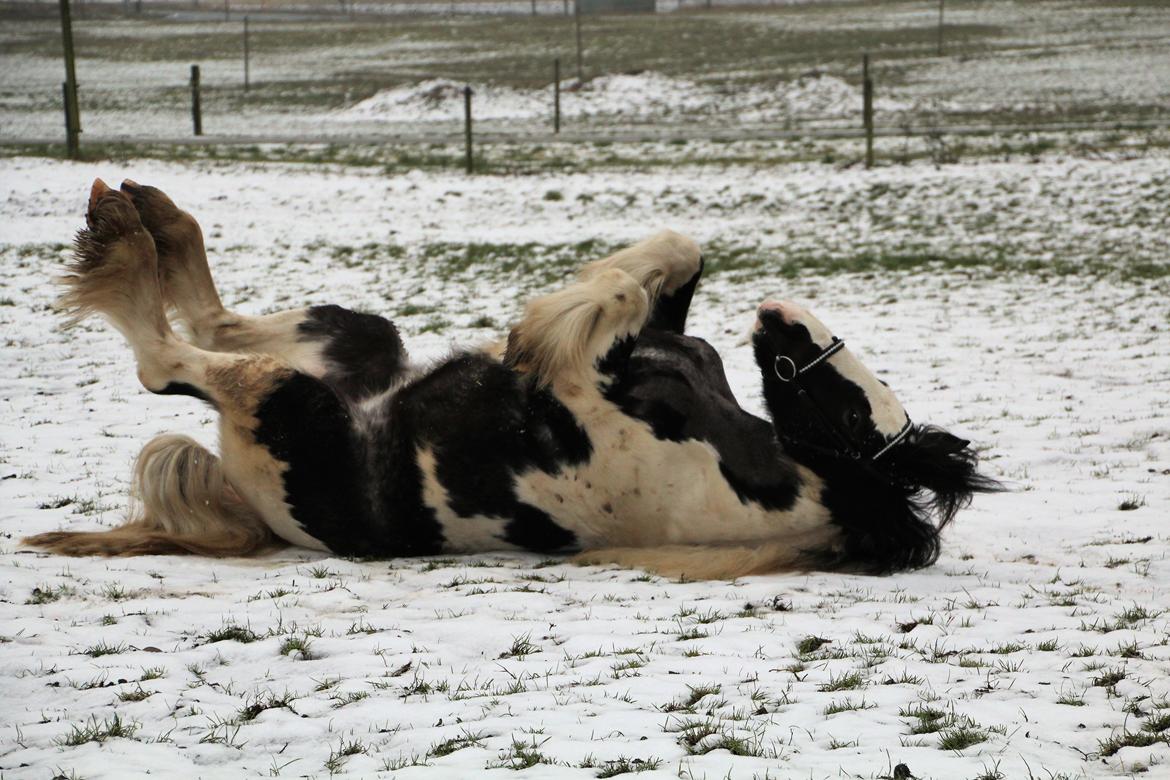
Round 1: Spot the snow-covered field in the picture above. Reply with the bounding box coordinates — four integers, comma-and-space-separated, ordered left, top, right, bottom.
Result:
3, 1, 1169, 141
1, 149, 1169, 779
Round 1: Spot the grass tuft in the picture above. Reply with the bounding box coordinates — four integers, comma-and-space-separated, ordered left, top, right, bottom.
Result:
58, 714, 140, 746
818, 670, 866, 692
203, 624, 260, 644
938, 724, 988, 751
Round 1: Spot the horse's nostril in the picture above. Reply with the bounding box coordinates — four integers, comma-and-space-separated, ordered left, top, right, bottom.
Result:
757, 306, 786, 331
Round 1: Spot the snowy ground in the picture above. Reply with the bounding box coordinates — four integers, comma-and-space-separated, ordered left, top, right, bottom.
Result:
1, 148, 1169, 779
333, 72, 908, 126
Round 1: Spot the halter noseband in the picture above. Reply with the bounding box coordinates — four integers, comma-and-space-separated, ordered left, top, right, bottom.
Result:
773, 336, 912, 462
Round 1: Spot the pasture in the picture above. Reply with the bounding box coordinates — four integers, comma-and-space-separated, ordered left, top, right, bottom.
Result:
2, 1, 1170, 779
2, 0, 1170, 141
2, 145, 1169, 778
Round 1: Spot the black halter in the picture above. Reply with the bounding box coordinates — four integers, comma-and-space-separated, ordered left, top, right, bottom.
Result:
773, 336, 913, 462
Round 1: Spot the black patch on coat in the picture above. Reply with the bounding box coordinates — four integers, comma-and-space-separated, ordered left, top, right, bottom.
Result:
606, 329, 802, 512
247, 351, 589, 558
505, 504, 578, 552
153, 381, 214, 405
648, 257, 703, 334
298, 305, 409, 401
252, 372, 443, 557
380, 353, 588, 553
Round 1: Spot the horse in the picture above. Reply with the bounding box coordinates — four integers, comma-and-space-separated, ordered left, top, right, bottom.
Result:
23, 179, 998, 579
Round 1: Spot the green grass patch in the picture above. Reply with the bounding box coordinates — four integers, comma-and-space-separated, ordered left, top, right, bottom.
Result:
58, 714, 139, 746
202, 624, 261, 644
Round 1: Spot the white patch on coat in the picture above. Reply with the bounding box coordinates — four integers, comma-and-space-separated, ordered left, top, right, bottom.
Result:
199, 308, 331, 379
217, 420, 329, 552
513, 385, 835, 550
417, 447, 519, 553
761, 299, 909, 437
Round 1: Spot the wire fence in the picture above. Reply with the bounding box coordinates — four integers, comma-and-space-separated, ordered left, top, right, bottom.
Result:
2, 0, 1168, 157
9, 0, 833, 19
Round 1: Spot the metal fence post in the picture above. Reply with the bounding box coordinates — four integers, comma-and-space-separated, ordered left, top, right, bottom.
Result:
554, 58, 561, 133
463, 86, 474, 174
191, 65, 203, 136
863, 53, 874, 169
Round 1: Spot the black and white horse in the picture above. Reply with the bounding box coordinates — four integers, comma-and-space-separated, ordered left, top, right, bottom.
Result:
24, 180, 997, 579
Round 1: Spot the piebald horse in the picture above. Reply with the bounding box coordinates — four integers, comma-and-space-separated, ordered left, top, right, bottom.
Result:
24, 180, 997, 579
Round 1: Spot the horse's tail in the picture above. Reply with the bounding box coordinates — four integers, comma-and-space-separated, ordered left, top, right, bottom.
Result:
24, 434, 278, 557
572, 539, 824, 580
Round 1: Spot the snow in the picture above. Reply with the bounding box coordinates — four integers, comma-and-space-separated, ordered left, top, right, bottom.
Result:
1, 152, 1169, 779
336, 72, 906, 124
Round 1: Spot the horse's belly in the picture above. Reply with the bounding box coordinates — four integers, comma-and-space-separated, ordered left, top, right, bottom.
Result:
514, 428, 826, 548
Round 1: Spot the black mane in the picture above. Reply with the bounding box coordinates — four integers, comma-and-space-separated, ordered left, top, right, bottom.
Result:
786, 424, 1002, 573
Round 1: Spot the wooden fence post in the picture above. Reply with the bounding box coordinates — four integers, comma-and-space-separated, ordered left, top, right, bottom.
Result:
463, 86, 474, 174
62, 82, 77, 158
554, 58, 561, 133
863, 53, 874, 169
937, 0, 945, 56
574, 1, 583, 82
190, 65, 203, 136
59, 0, 81, 159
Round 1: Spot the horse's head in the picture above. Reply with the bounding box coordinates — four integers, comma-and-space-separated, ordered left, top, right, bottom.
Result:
751, 299, 1000, 571
752, 300, 910, 457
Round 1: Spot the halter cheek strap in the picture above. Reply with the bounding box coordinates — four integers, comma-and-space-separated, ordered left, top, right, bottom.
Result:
772, 336, 911, 462
773, 337, 846, 382
871, 416, 913, 461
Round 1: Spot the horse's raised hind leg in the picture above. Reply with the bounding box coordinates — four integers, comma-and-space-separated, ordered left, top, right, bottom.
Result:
117, 179, 226, 348
120, 180, 410, 400
55, 181, 284, 404
26, 181, 360, 557
578, 230, 703, 334
24, 182, 280, 556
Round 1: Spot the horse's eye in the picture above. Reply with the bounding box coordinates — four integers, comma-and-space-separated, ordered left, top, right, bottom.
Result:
846, 410, 861, 429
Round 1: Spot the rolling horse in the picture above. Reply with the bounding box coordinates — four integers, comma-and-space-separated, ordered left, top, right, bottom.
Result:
23, 180, 998, 579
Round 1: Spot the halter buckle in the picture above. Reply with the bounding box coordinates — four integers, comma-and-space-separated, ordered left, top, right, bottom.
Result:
773, 355, 798, 382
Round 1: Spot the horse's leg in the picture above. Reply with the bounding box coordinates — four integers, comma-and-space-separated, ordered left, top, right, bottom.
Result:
578, 230, 703, 334
504, 268, 651, 388
116, 180, 225, 348
25, 181, 358, 556
120, 180, 409, 399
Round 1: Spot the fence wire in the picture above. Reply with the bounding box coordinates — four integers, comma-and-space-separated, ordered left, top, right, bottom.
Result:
1, 0, 1168, 148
